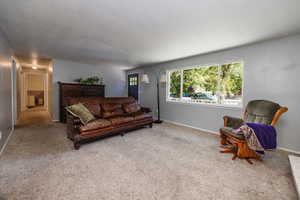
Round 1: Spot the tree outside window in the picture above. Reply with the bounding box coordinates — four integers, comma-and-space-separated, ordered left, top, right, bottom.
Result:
167, 62, 243, 106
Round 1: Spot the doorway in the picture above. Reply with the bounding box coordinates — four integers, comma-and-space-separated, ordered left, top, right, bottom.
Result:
14, 56, 53, 126
128, 73, 139, 100
18, 69, 50, 125
24, 73, 46, 110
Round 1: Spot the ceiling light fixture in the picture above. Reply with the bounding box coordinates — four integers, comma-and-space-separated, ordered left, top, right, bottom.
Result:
32, 59, 37, 65
32, 66, 38, 70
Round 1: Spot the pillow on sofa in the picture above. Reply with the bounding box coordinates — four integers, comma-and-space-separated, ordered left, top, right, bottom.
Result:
66, 103, 95, 125
123, 102, 141, 114
83, 103, 101, 118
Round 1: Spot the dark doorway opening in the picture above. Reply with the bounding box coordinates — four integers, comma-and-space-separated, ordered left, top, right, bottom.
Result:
128, 73, 139, 100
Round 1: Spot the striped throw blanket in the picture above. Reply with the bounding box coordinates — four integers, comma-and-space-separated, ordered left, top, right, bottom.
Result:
234, 123, 277, 154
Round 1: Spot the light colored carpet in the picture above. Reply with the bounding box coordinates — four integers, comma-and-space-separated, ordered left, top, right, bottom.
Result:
0, 122, 297, 200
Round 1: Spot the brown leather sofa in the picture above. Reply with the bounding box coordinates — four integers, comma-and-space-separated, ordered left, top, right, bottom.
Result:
66, 97, 153, 149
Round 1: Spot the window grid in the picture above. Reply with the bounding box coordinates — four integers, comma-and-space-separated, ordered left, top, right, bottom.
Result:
167, 62, 243, 107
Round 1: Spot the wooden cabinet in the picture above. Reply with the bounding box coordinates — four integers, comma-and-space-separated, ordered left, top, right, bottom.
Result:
58, 82, 105, 123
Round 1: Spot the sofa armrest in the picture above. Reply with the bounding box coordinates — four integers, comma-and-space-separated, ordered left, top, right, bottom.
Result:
67, 113, 82, 125
66, 113, 82, 140
141, 107, 151, 113
223, 116, 244, 129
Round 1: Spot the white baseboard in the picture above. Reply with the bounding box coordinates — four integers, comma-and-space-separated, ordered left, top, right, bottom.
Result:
288, 155, 300, 199
0, 129, 14, 157
161, 118, 219, 135
161, 118, 300, 155
278, 147, 300, 155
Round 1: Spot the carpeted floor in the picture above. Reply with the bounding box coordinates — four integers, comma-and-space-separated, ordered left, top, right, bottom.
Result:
0, 122, 297, 200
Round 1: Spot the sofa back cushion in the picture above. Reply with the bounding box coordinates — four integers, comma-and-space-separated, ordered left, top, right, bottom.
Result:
67, 97, 137, 119
102, 103, 124, 118
244, 100, 280, 124
123, 102, 141, 114
83, 103, 102, 118
102, 103, 122, 112
66, 103, 95, 125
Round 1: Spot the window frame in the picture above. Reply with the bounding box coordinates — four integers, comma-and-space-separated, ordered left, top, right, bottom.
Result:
166, 61, 244, 108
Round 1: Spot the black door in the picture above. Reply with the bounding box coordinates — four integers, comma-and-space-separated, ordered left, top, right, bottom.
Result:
128, 73, 139, 100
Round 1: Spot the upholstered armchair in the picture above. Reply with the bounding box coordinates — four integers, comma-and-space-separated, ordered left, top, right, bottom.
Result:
219, 100, 288, 164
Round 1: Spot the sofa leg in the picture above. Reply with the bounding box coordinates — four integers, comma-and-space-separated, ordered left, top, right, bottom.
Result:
120, 133, 124, 137
74, 142, 80, 150
73, 135, 81, 150
149, 123, 153, 128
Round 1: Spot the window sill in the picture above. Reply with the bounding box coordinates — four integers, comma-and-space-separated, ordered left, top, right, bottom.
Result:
166, 100, 243, 110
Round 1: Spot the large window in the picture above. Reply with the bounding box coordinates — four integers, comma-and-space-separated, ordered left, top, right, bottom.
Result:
167, 62, 243, 106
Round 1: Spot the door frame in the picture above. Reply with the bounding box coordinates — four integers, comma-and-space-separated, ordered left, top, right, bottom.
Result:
10, 58, 17, 127
23, 71, 47, 110
127, 73, 140, 103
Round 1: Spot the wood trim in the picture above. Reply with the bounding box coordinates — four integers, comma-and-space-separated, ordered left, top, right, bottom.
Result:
223, 116, 228, 127
57, 81, 105, 86
271, 106, 288, 126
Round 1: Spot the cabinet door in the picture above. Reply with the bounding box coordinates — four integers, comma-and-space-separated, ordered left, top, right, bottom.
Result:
82, 85, 104, 97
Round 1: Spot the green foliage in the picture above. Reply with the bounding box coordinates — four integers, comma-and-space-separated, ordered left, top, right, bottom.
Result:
183, 66, 218, 95
220, 63, 243, 97
169, 71, 181, 97
169, 62, 243, 99
74, 76, 103, 85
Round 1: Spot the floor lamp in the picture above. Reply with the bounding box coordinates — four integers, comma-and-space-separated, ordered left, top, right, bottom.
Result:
141, 73, 166, 124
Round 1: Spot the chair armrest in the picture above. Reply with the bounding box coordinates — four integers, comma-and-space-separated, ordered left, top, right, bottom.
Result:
141, 107, 151, 113
223, 116, 244, 128
271, 106, 288, 126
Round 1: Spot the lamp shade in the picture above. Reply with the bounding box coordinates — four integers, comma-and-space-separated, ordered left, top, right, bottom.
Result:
141, 74, 150, 83
160, 74, 167, 83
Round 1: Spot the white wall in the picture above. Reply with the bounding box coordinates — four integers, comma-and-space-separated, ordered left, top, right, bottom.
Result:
128, 34, 300, 152
52, 59, 127, 120
0, 31, 13, 151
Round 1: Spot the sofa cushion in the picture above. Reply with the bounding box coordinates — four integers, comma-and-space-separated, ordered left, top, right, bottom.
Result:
83, 103, 101, 117
109, 116, 134, 125
123, 102, 141, 114
220, 127, 245, 140
65, 103, 95, 125
102, 108, 124, 119
132, 112, 152, 121
102, 103, 122, 112
80, 119, 112, 132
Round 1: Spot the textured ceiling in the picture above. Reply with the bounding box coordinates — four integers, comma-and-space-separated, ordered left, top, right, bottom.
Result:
0, 0, 300, 67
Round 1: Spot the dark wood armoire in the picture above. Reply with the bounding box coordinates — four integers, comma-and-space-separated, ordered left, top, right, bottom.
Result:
58, 82, 105, 123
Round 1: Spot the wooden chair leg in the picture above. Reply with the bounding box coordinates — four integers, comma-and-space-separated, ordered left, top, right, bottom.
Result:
220, 149, 234, 153
219, 133, 263, 164
232, 154, 237, 160
220, 144, 233, 149
220, 133, 228, 145
220, 145, 237, 154
245, 158, 253, 165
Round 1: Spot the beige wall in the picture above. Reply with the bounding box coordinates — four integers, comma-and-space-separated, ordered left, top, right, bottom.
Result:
47, 62, 53, 119
27, 74, 44, 91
